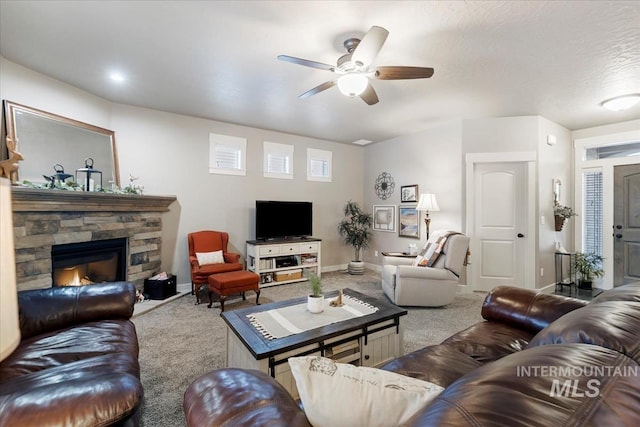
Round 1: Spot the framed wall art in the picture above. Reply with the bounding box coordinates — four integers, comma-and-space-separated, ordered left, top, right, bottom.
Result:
400, 184, 418, 202
373, 205, 396, 232
398, 205, 420, 238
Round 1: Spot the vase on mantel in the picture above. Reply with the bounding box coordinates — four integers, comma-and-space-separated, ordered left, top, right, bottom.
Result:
554, 215, 565, 232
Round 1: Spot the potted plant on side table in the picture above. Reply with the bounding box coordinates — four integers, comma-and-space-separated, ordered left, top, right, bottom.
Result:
574, 251, 604, 290
338, 200, 373, 275
553, 204, 577, 232
307, 273, 324, 314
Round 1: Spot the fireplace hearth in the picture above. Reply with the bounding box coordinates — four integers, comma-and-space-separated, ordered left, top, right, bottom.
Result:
52, 238, 127, 287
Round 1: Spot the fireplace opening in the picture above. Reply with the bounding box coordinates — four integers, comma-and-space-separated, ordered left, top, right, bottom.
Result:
51, 238, 127, 286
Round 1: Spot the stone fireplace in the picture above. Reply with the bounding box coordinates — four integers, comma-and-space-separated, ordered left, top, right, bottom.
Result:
11, 187, 176, 291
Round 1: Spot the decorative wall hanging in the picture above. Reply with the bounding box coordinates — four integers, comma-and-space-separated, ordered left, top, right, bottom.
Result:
374, 172, 395, 200
400, 184, 418, 202
398, 205, 420, 239
373, 205, 396, 232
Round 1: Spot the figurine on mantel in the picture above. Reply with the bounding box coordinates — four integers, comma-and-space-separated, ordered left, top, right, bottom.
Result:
0, 136, 24, 184
123, 173, 144, 195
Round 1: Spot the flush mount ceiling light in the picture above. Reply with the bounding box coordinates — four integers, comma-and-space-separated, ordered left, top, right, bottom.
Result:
337, 73, 369, 97
601, 94, 640, 111
109, 71, 125, 83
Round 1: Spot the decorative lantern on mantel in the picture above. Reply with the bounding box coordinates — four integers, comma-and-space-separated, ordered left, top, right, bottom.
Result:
75, 158, 102, 191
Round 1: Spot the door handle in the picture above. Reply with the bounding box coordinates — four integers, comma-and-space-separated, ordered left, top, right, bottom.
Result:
517, 233, 525, 238
616, 225, 622, 230
616, 234, 623, 239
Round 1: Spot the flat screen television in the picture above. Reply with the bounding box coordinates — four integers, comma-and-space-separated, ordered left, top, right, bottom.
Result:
255, 200, 312, 240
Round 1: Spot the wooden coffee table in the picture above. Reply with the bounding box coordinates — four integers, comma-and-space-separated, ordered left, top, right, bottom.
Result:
222, 288, 407, 399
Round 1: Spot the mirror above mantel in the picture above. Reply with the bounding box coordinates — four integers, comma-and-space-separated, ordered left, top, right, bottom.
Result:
3, 100, 120, 188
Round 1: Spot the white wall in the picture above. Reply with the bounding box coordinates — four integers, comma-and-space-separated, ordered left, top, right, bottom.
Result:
1, 57, 364, 285
364, 121, 463, 265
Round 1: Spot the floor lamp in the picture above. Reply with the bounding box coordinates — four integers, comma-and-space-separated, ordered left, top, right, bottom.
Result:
416, 193, 440, 240
1, 177, 21, 362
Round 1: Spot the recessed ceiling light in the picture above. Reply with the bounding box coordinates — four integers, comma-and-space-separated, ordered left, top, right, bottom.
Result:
601, 94, 640, 111
109, 72, 125, 83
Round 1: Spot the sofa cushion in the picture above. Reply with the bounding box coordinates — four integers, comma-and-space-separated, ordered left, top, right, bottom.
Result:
196, 250, 225, 266
590, 282, 640, 303
289, 356, 443, 427
381, 344, 482, 388
0, 319, 139, 381
440, 321, 533, 363
0, 357, 143, 427
481, 285, 586, 334
408, 343, 640, 427
528, 301, 640, 363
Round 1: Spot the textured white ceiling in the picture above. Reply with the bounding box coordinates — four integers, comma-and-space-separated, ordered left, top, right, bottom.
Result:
1, 1, 639, 144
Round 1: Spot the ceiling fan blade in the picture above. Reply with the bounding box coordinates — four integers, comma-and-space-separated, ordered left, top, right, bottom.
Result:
278, 55, 335, 72
351, 26, 389, 67
299, 80, 337, 98
374, 66, 435, 80
359, 83, 379, 105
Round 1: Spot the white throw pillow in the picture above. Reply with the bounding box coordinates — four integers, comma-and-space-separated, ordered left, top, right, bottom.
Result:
289, 356, 443, 427
195, 250, 225, 266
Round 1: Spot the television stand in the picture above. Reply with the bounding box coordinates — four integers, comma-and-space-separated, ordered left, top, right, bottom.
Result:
246, 238, 321, 287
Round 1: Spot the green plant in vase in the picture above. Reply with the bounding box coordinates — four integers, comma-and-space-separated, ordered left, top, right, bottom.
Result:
574, 251, 604, 289
553, 204, 577, 232
338, 200, 373, 275
307, 273, 324, 314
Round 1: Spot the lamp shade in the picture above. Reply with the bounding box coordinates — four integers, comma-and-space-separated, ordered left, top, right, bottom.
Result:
416, 193, 440, 212
0, 177, 20, 361
337, 73, 368, 97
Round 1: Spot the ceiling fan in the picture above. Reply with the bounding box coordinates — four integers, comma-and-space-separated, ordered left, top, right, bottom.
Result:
278, 26, 434, 105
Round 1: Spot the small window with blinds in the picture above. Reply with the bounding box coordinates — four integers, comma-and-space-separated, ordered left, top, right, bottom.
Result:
209, 133, 247, 176
307, 148, 332, 182
264, 141, 293, 179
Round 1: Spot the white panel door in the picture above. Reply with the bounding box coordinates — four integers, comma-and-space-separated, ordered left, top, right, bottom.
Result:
473, 162, 527, 292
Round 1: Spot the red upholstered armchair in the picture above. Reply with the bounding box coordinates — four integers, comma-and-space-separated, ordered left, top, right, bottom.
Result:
188, 230, 242, 304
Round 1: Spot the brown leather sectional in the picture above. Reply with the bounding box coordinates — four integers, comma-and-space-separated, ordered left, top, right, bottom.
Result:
0, 282, 143, 426
183, 283, 640, 426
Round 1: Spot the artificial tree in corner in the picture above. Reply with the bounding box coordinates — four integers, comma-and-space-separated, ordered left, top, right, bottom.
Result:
338, 200, 373, 275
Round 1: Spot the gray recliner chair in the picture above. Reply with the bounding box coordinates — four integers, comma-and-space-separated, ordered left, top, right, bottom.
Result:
381, 232, 470, 307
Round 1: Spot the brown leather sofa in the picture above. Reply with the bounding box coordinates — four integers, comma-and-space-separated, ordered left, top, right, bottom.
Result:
183, 283, 640, 426
0, 282, 143, 426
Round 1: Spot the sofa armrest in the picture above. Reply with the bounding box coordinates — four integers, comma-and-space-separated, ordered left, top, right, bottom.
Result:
396, 265, 457, 281
184, 368, 311, 427
383, 256, 415, 267
224, 251, 241, 264
480, 286, 587, 334
18, 282, 136, 339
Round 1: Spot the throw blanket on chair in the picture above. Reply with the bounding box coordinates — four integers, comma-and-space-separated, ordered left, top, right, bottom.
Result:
412, 230, 461, 267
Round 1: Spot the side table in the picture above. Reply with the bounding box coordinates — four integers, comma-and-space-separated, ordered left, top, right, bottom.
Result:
381, 252, 417, 258
555, 252, 576, 295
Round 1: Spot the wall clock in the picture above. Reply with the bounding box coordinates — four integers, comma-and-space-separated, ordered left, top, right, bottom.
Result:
375, 172, 395, 200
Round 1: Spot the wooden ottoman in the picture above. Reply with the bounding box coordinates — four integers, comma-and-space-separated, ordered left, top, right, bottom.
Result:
207, 270, 260, 312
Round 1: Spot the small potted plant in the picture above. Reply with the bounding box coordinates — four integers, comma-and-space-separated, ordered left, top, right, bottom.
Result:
553, 204, 577, 232
338, 200, 373, 275
574, 251, 604, 289
307, 272, 324, 314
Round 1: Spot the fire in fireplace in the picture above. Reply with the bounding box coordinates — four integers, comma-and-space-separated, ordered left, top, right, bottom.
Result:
51, 238, 127, 287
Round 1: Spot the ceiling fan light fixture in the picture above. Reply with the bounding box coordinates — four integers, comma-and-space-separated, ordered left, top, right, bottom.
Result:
601, 94, 640, 111
337, 73, 368, 97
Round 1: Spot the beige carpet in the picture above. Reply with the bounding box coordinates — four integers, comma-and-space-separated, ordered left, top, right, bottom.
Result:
132, 269, 486, 426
